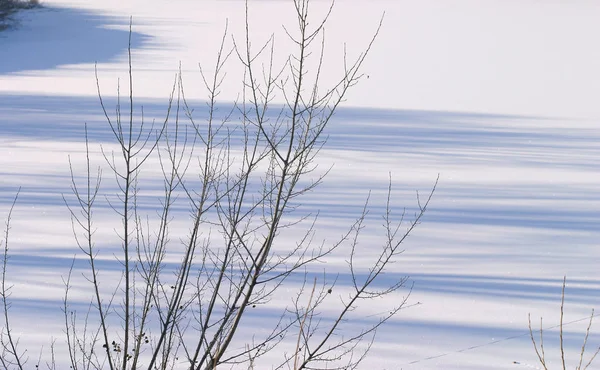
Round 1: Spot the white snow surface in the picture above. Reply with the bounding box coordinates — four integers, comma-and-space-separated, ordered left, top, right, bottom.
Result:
0, 1, 599, 369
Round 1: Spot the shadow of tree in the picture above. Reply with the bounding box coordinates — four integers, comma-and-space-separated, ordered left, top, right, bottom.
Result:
0, 4, 152, 73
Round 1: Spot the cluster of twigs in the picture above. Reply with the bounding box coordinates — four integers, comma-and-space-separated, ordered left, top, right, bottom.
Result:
528, 277, 599, 370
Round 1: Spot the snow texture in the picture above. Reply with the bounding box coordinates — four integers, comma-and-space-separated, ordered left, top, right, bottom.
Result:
0, 1, 598, 369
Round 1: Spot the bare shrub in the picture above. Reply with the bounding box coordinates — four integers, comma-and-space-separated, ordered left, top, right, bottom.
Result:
0, 0, 437, 369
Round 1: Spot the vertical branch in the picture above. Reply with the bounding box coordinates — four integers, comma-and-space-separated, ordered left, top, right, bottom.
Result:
61, 257, 78, 370
120, 18, 135, 370
293, 277, 317, 370
92, 16, 169, 369
528, 313, 548, 370
578, 308, 599, 370
560, 276, 566, 370
64, 122, 113, 370
0, 189, 25, 370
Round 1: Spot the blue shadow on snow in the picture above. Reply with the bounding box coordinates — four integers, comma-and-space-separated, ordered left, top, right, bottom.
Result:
0, 4, 153, 74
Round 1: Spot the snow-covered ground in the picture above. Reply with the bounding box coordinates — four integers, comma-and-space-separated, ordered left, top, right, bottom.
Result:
1, 1, 599, 369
